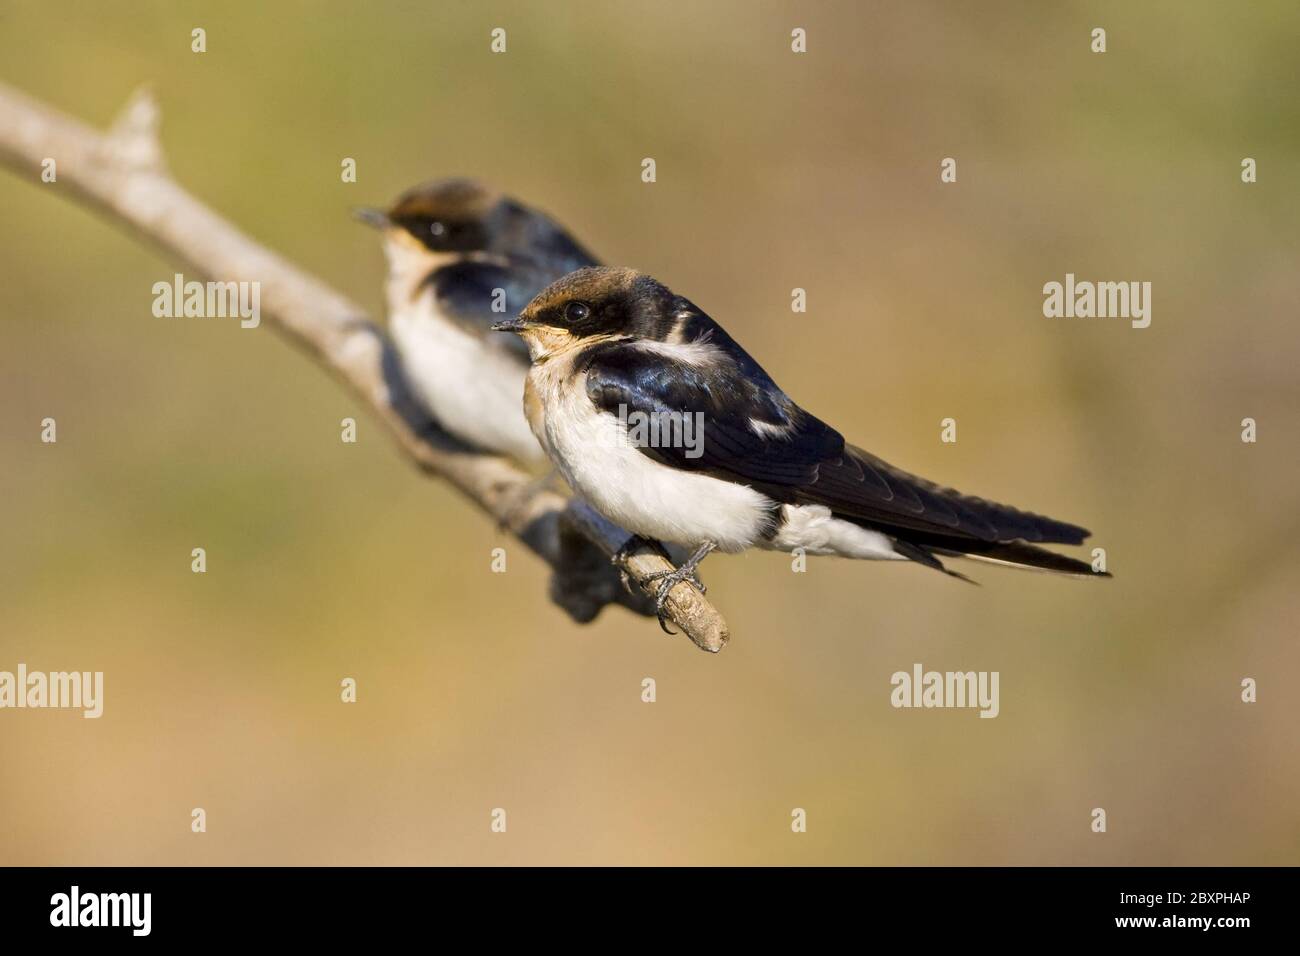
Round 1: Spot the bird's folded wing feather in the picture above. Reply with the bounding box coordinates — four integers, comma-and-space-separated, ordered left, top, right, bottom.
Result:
583, 343, 1089, 546
427, 260, 552, 362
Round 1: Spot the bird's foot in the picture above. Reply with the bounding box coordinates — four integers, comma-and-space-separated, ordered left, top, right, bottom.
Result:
639, 541, 717, 635
610, 535, 662, 595
610, 535, 662, 567
643, 565, 707, 635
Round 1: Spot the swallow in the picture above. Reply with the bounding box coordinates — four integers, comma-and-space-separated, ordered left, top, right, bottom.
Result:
357, 178, 598, 462
494, 267, 1107, 628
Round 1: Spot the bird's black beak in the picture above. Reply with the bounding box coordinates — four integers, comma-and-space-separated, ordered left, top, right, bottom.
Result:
490, 317, 528, 333
352, 207, 390, 229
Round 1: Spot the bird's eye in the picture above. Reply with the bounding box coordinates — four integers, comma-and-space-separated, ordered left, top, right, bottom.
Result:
565, 301, 590, 323
429, 221, 446, 237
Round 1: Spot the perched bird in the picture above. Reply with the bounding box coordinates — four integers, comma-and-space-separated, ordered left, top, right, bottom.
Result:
356, 178, 598, 462
494, 266, 1106, 625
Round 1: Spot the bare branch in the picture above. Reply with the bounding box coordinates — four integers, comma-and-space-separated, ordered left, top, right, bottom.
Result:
0, 80, 730, 653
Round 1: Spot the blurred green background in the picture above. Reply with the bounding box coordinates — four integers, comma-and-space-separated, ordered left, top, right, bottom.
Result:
2, 0, 1297, 865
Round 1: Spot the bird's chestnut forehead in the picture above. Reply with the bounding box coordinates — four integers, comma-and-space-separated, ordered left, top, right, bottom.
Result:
525, 267, 644, 316
387, 179, 501, 222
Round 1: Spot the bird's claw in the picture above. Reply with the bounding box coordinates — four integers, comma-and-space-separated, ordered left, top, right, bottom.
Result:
611, 535, 655, 596
643, 565, 707, 634
610, 534, 659, 567
611, 537, 714, 634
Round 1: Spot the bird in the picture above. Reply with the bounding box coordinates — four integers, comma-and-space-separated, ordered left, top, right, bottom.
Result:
493, 266, 1107, 628
356, 178, 599, 462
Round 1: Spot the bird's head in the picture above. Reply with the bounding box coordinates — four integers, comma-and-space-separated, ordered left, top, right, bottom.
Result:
356, 179, 595, 299
492, 266, 679, 360
356, 177, 501, 252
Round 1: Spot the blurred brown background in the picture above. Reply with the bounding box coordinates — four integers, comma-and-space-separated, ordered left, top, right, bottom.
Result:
2, 0, 1297, 865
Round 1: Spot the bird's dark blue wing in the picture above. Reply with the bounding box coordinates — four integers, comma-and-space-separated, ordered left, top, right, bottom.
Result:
425, 260, 534, 361
582, 341, 845, 486
582, 341, 1090, 546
